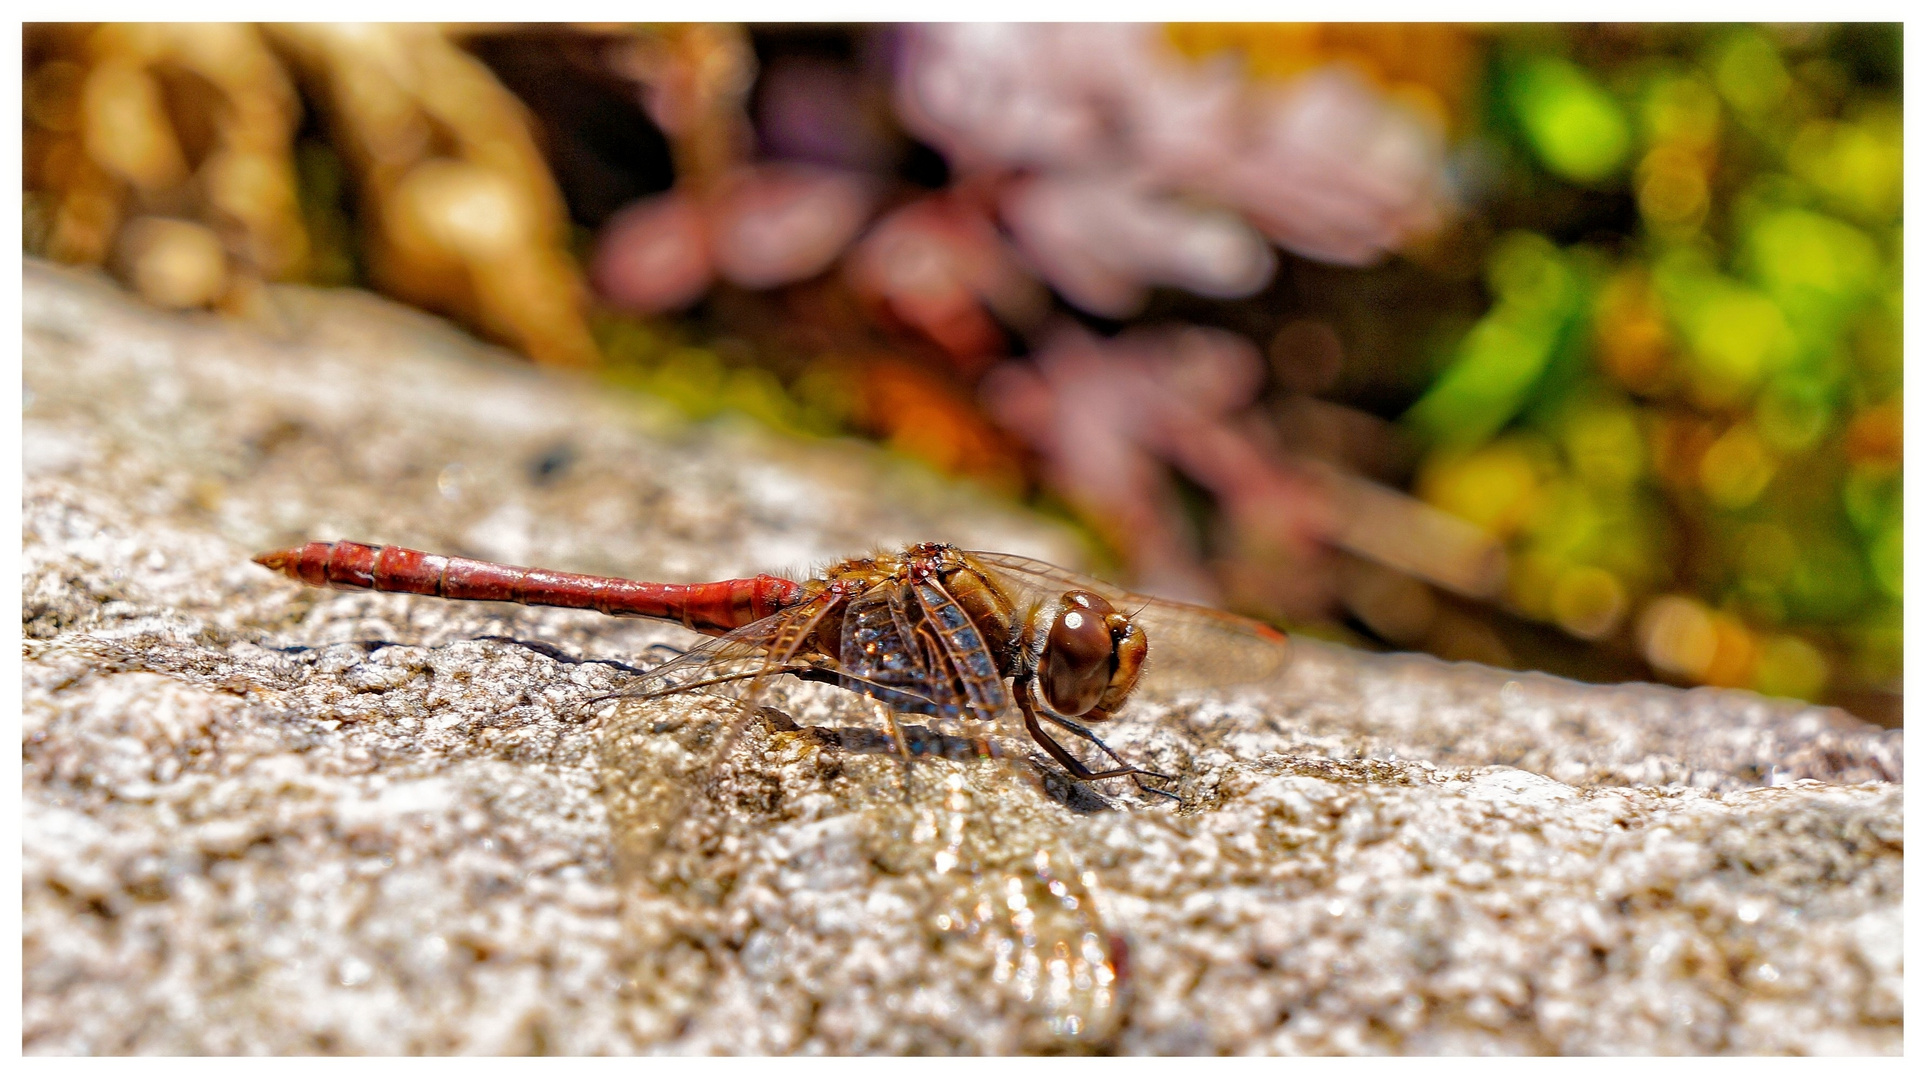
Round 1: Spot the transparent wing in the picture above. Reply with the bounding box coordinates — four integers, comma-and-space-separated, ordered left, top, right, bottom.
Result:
914, 786, 1122, 1047
619, 589, 843, 701
968, 551, 1292, 695
600, 687, 1127, 1050
905, 577, 1011, 721
619, 582, 972, 720
834, 584, 946, 705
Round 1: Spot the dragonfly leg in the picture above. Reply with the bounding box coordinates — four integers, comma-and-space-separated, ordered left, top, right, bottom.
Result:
877, 702, 915, 797
1040, 712, 1176, 783
1016, 684, 1152, 784
1046, 715, 1180, 802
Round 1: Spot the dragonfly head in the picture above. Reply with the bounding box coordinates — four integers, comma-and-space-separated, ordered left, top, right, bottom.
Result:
1040, 591, 1148, 720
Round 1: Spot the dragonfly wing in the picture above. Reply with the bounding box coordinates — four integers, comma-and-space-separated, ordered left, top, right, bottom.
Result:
825, 579, 1006, 721
601, 692, 1126, 1051
910, 777, 1123, 1048
1114, 594, 1292, 694
835, 584, 944, 704
968, 551, 1291, 695
623, 592, 838, 699
907, 577, 1009, 720
620, 583, 973, 721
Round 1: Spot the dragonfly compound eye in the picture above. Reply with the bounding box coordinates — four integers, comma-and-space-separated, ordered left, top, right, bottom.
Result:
1092, 617, 1147, 718
1042, 591, 1119, 716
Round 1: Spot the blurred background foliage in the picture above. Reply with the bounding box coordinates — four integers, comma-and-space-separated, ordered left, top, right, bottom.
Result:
23, 22, 1902, 724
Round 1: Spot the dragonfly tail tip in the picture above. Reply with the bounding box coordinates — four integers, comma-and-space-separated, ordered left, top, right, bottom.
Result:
252, 547, 298, 574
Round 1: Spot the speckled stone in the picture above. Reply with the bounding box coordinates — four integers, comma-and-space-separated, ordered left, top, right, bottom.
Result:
23, 260, 1902, 1054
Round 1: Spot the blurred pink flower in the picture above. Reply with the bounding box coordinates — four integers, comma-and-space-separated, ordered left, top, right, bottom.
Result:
896, 24, 1449, 314
707, 163, 878, 289
982, 321, 1337, 611
1195, 70, 1447, 265
591, 189, 712, 314
1001, 171, 1276, 317
591, 163, 876, 312
845, 194, 1047, 367
893, 23, 1122, 173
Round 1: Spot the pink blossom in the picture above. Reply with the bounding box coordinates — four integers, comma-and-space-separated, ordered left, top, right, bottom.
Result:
983, 322, 1338, 611
896, 24, 1450, 313
590, 190, 712, 314
1197, 70, 1447, 266
1001, 171, 1276, 317
592, 164, 878, 312
894, 23, 1122, 173
845, 194, 1046, 365
707, 163, 878, 290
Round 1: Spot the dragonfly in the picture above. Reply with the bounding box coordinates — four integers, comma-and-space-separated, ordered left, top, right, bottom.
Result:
253, 539, 1291, 1049
251, 539, 1293, 793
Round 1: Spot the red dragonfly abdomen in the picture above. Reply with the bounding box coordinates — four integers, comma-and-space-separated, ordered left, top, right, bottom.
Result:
253, 540, 804, 635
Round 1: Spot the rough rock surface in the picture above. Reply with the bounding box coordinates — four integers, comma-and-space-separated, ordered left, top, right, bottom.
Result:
22, 260, 1903, 1054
